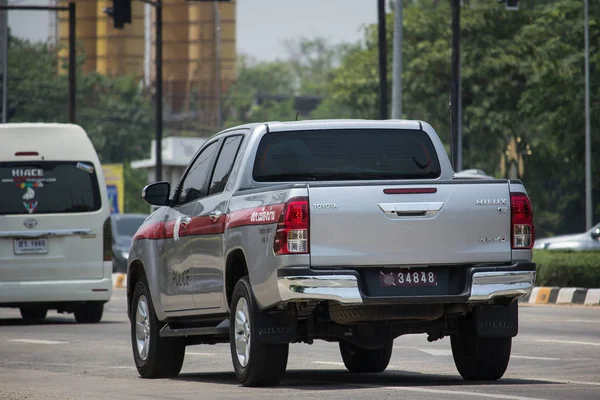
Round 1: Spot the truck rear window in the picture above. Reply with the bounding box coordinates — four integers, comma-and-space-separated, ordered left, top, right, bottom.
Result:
253, 129, 442, 181
0, 161, 102, 215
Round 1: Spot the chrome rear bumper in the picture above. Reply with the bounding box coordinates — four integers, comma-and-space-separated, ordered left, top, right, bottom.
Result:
278, 275, 363, 304
468, 271, 536, 301
277, 269, 536, 305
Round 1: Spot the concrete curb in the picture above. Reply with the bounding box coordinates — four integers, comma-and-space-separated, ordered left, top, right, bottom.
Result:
522, 287, 600, 305
112, 273, 127, 289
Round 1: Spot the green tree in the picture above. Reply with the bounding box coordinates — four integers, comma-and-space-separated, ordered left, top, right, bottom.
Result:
223, 37, 351, 126
322, 0, 599, 237
7, 36, 153, 213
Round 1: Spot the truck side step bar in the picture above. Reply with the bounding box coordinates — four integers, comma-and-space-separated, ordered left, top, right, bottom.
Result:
159, 319, 229, 338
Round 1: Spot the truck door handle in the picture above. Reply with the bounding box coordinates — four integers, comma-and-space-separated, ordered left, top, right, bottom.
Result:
208, 210, 222, 222
180, 216, 192, 227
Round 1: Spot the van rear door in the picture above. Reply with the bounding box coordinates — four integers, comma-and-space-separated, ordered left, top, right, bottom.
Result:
0, 161, 106, 281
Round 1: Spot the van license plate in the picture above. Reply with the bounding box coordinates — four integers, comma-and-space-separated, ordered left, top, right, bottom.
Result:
379, 269, 438, 287
14, 238, 48, 255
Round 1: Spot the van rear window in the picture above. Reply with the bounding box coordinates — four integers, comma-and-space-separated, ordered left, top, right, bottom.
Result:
0, 161, 101, 215
253, 129, 442, 182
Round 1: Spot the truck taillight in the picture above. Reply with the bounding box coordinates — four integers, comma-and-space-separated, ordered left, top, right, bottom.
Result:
103, 216, 113, 261
274, 197, 309, 255
511, 192, 534, 249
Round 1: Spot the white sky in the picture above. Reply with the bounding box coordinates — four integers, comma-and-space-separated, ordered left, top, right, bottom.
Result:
8, 0, 378, 61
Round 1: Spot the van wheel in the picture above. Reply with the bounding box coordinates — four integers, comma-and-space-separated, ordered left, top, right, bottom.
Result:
74, 302, 104, 323
230, 276, 289, 387
20, 307, 47, 321
451, 320, 512, 380
131, 277, 185, 378
339, 340, 393, 373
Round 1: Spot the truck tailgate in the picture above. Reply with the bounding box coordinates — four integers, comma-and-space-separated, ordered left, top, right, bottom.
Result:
308, 182, 512, 267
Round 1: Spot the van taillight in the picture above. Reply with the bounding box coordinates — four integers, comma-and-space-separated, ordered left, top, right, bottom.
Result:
274, 197, 309, 255
511, 192, 534, 249
103, 216, 112, 261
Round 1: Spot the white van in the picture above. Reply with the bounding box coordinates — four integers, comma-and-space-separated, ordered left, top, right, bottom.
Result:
0, 123, 113, 323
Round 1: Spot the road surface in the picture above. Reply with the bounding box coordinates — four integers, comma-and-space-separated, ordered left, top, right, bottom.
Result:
0, 290, 598, 400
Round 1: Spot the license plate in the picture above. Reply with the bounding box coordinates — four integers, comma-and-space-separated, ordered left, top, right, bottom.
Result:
14, 238, 48, 255
379, 269, 438, 288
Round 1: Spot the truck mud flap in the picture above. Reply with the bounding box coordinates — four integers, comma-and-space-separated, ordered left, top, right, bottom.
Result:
474, 300, 518, 338
252, 300, 297, 344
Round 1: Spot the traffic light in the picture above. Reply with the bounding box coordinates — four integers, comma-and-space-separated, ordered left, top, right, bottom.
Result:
505, 0, 519, 11
498, 0, 519, 11
104, 0, 132, 29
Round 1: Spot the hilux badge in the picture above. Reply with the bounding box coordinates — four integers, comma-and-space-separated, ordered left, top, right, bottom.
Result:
476, 199, 507, 206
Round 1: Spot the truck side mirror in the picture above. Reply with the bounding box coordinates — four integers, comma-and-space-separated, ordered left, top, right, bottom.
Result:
591, 227, 600, 239
142, 182, 171, 206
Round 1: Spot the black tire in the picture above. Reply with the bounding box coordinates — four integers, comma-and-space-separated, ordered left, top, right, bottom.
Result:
20, 307, 47, 321
339, 340, 393, 373
451, 320, 512, 380
131, 277, 185, 379
74, 302, 104, 323
229, 276, 289, 387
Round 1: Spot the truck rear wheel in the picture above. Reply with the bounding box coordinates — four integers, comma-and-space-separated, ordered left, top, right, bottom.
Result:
20, 307, 47, 321
451, 320, 512, 380
339, 340, 393, 373
230, 276, 289, 387
131, 277, 185, 378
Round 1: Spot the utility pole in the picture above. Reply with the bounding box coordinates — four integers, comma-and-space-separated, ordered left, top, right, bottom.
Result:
450, 0, 460, 171
213, 1, 222, 130
155, 1, 163, 182
377, 0, 388, 120
584, 0, 592, 230
68, 2, 76, 124
391, 0, 403, 119
107, 0, 162, 181
0, 0, 7, 123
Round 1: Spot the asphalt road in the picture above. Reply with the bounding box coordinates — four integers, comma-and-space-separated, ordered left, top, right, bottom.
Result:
0, 290, 598, 400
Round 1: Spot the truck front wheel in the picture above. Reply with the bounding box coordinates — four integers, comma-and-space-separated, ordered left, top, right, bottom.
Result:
339, 340, 393, 373
131, 277, 185, 378
229, 276, 289, 387
451, 320, 512, 380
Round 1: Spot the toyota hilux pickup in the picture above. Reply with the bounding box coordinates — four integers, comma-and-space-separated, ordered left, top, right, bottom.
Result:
127, 119, 536, 387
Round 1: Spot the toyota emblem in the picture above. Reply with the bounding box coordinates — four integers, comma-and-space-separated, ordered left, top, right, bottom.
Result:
23, 218, 38, 229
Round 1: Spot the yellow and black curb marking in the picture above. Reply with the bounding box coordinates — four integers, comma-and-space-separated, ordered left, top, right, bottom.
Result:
112, 273, 127, 289
521, 287, 600, 306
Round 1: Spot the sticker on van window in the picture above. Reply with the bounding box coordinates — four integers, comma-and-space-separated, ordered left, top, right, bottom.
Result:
21, 187, 38, 214
77, 163, 94, 174
12, 168, 43, 177
22, 187, 35, 200
19, 181, 45, 188
23, 200, 38, 214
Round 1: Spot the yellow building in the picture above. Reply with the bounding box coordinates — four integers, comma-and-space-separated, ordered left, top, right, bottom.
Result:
57, 0, 236, 129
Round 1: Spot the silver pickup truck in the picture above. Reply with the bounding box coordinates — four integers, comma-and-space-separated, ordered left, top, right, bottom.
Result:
127, 120, 536, 387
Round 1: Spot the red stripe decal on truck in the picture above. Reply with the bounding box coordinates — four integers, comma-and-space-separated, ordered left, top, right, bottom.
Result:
132, 204, 286, 241
227, 204, 285, 230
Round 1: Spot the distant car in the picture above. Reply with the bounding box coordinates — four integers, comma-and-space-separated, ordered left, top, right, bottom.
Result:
111, 213, 148, 273
534, 223, 600, 251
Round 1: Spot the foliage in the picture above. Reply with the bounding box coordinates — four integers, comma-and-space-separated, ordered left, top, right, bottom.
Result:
124, 163, 149, 215
323, 0, 600, 238
7, 36, 152, 212
222, 37, 352, 126
533, 250, 600, 288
